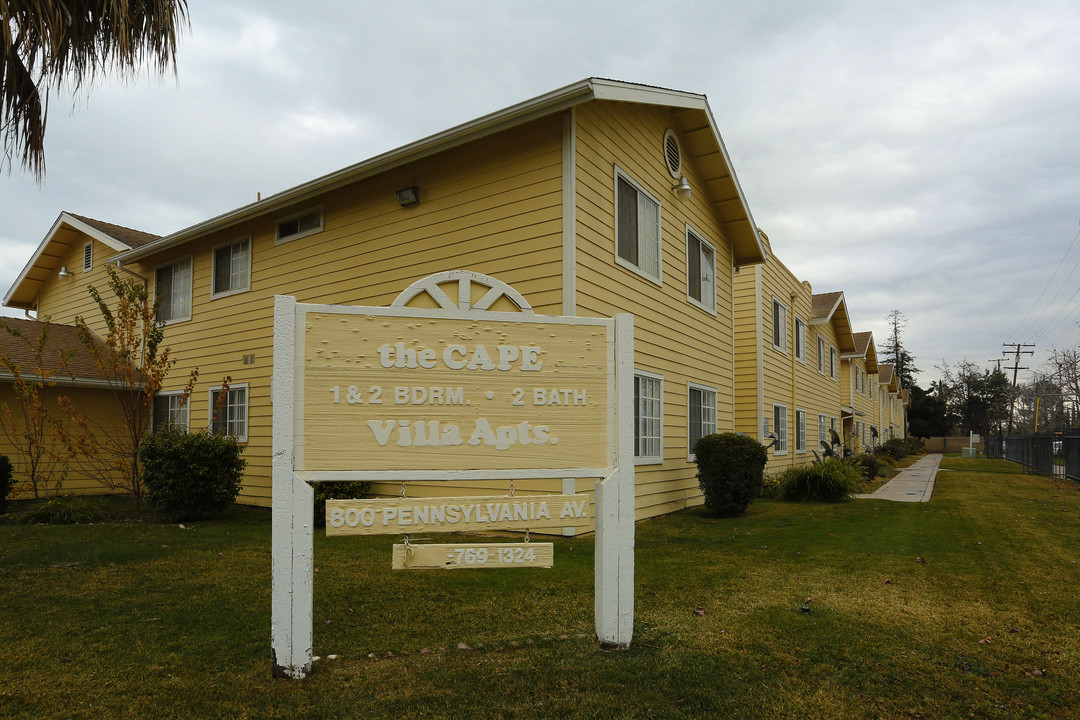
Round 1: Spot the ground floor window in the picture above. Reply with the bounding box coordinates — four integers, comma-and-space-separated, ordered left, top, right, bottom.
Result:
773, 404, 788, 454
210, 384, 249, 442
634, 372, 662, 462
796, 409, 806, 453
152, 391, 189, 431
688, 383, 717, 457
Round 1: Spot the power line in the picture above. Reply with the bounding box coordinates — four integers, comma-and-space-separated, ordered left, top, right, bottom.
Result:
1007, 222, 1080, 342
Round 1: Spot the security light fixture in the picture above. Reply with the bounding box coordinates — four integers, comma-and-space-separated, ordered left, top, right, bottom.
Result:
673, 176, 692, 201
396, 186, 420, 207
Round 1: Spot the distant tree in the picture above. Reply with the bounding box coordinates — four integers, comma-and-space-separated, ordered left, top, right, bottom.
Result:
1041, 349, 1080, 431
907, 382, 948, 438
936, 360, 1010, 436
61, 266, 196, 508
0, 318, 73, 497
882, 309, 920, 388
2, 1, 188, 179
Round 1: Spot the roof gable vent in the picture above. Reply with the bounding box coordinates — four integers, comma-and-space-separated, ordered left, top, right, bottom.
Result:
663, 129, 682, 179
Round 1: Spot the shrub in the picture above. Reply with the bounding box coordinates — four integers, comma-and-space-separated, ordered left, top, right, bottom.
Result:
776, 457, 863, 502
18, 495, 106, 524
0, 455, 13, 513
313, 481, 372, 527
692, 432, 768, 518
139, 428, 245, 522
879, 438, 910, 462
856, 453, 882, 480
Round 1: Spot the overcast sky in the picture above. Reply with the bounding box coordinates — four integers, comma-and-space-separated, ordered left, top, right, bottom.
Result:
3, 0, 1079, 386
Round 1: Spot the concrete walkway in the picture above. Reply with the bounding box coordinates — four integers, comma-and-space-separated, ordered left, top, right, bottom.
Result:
854, 453, 943, 502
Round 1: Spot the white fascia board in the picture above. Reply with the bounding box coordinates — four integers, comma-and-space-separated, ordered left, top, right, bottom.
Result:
4, 212, 132, 307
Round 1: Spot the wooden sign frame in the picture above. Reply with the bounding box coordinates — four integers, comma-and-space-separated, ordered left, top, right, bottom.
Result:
271, 270, 635, 679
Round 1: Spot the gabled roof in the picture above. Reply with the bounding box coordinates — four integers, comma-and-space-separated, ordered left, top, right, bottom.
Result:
808, 291, 856, 353
902, 388, 911, 405
4, 212, 161, 310
878, 363, 895, 386
0, 317, 111, 383
110, 78, 767, 268
852, 331, 879, 374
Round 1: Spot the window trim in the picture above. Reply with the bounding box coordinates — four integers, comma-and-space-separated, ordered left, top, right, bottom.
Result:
613, 166, 663, 286
795, 408, 807, 453
275, 205, 324, 245
685, 225, 717, 314
794, 317, 806, 363
208, 382, 249, 443
210, 236, 252, 299
154, 255, 194, 325
633, 370, 664, 465
772, 403, 789, 455
152, 390, 190, 432
772, 298, 788, 353
687, 382, 718, 461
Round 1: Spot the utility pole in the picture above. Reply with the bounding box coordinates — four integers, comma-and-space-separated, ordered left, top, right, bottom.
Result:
988, 358, 1003, 372
1003, 343, 1034, 434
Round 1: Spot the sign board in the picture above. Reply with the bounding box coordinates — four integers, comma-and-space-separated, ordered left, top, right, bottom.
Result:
391, 542, 554, 570
271, 271, 635, 679
326, 494, 589, 536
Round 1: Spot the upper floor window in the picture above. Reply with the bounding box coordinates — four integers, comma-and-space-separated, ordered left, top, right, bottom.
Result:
276, 206, 323, 244
686, 228, 715, 312
634, 372, 663, 463
156, 256, 192, 324
83, 242, 93, 272
830, 346, 838, 380
615, 170, 661, 283
794, 318, 806, 362
688, 383, 717, 457
772, 299, 787, 352
817, 336, 826, 374
152, 391, 189, 432
212, 237, 251, 298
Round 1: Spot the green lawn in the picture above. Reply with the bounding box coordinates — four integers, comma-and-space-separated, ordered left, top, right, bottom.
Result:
1, 457, 1078, 719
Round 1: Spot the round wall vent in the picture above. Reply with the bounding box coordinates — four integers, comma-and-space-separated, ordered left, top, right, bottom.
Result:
663, 129, 682, 179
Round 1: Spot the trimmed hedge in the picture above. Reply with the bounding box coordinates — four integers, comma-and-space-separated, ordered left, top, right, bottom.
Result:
692, 432, 768, 518
139, 428, 245, 522
314, 481, 372, 527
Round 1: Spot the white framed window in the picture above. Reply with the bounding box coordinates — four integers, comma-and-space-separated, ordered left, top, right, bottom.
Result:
209, 383, 249, 442
830, 346, 838, 380
152, 391, 189, 432
772, 404, 788, 454
686, 227, 716, 312
818, 414, 827, 449
817, 336, 826, 374
276, 206, 323, 244
83, 242, 93, 272
772, 298, 787, 352
688, 383, 717, 458
615, 168, 662, 284
794, 318, 806, 363
155, 256, 192, 324
634, 371, 663, 464
795, 409, 807, 453
212, 237, 251, 298
831, 416, 839, 434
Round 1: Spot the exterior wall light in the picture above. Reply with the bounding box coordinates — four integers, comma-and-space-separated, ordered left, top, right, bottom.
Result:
674, 176, 692, 201
58, 266, 71, 278
396, 186, 420, 207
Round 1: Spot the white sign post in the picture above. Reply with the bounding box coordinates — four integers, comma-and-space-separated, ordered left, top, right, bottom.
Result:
271, 271, 634, 678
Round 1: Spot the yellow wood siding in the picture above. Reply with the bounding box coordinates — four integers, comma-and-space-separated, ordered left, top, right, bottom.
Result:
1, 384, 127, 498
574, 100, 736, 518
